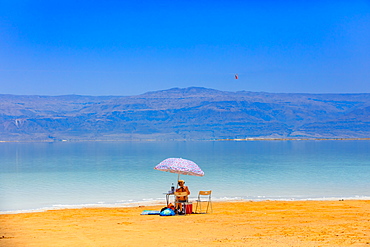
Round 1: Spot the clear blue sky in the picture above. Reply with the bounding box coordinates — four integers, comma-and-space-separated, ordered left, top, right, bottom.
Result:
1, 0, 369, 96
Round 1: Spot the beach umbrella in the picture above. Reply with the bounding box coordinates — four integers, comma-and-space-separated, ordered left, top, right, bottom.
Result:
154, 158, 204, 180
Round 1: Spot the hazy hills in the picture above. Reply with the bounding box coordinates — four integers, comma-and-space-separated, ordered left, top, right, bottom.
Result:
1, 87, 370, 141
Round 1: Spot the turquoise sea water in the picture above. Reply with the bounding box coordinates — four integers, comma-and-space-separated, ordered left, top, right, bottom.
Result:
1, 141, 369, 214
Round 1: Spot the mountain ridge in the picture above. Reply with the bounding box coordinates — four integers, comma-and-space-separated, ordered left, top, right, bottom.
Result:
1, 87, 370, 141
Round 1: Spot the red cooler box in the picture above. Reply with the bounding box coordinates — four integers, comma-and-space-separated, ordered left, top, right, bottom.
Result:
185, 203, 192, 214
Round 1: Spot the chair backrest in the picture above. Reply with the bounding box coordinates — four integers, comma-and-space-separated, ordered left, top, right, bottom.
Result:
199, 190, 211, 196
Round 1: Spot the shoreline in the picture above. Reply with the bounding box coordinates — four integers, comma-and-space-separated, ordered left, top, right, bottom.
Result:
220, 137, 370, 141
1, 200, 369, 246
1, 137, 370, 143
2, 196, 370, 215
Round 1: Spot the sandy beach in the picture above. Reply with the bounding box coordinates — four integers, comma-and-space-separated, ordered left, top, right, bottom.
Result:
1, 200, 369, 247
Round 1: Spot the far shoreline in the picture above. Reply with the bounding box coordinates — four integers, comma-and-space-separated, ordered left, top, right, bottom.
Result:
219, 137, 370, 141
1, 137, 370, 143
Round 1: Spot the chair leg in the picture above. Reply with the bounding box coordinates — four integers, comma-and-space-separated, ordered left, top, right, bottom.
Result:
195, 199, 212, 213
197, 201, 206, 214
196, 201, 202, 214
183, 203, 187, 215
204, 198, 212, 214
208, 198, 213, 213
179, 202, 191, 215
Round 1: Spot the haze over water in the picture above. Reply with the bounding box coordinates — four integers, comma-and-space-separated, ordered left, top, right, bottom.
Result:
1, 141, 369, 213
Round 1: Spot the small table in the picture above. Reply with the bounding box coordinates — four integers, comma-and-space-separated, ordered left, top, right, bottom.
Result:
164, 192, 175, 205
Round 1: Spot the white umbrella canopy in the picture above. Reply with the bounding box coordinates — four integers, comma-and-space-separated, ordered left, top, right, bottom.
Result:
154, 158, 204, 180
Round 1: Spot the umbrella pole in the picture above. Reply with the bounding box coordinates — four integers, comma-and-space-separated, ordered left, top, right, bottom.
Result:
176, 174, 180, 189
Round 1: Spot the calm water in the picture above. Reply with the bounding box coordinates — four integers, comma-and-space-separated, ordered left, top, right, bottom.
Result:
1, 141, 369, 213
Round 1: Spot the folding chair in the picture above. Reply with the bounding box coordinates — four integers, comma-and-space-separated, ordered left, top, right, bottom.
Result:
174, 191, 191, 215
195, 190, 212, 214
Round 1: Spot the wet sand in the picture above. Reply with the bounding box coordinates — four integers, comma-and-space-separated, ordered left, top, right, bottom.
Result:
1, 200, 369, 246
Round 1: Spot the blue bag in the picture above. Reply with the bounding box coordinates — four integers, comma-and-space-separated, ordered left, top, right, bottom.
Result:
159, 208, 175, 216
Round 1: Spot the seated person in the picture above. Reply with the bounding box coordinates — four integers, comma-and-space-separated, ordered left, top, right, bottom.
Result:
175, 180, 190, 213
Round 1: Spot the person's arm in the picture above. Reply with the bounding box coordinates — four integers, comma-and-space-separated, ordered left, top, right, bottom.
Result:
185, 186, 190, 195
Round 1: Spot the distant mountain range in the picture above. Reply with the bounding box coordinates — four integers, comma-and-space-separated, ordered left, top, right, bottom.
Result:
1, 87, 370, 141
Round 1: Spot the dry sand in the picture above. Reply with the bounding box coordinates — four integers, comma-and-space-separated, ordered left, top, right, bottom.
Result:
1, 200, 369, 247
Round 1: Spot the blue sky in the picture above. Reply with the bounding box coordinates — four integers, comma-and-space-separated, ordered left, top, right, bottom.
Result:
1, 0, 369, 96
